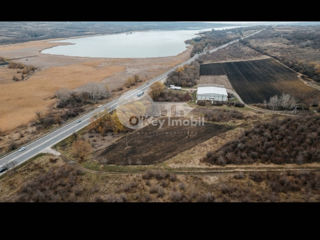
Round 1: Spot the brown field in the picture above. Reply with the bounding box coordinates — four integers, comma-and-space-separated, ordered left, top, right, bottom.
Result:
200, 58, 320, 104
0, 38, 191, 132
97, 118, 233, 165
198, 75, 233, 90
200, 42, 270, 64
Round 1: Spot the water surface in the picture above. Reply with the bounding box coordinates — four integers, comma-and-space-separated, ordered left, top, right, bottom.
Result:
42, 26, 239, 58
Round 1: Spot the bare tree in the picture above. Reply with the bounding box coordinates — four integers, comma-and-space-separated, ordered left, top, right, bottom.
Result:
267, 93, 296, 111
55, 88, 72, 104
279, 93, 296, 110
268, 95, 279, 111
77, 82, 110, 101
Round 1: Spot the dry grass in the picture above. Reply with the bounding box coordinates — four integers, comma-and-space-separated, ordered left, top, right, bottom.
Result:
0, 66, 20, 84
198, 75, 233, 90
270, 79, 320, 104
0, 63, 124, 131
0, 39, 191, 132
165, 127, 245, 168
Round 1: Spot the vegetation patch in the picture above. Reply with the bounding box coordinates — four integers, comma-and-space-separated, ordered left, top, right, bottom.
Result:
203, 115, 320, 165
165, 61, 200, 87
193, 108, 245, 122
150, 82, 192, 102
13, 165, 88, 202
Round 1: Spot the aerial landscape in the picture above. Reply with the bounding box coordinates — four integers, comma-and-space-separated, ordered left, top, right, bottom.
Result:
0, 21, 320, 202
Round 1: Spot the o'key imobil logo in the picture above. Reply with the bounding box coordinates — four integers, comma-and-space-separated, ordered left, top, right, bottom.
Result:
116, 92, 196, 130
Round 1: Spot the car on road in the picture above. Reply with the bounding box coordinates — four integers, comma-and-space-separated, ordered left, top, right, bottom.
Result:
18, 147, 26, 152
0, 165, 8, 173
137, 91, 144, 97
76, 119, 82, 123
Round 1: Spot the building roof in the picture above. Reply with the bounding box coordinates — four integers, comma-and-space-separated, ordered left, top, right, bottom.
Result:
197, 86, 228, 96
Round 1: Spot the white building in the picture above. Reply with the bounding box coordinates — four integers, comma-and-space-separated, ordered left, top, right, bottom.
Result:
196, 86, 228, 102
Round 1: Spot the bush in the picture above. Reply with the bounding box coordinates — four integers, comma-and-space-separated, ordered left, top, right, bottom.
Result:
12, 75, 20, 81
124, 75, 141, 88
234, 102, 245, 108
8, 62, 24, 69
197, 100, 206, 106
169, 191, 184, 202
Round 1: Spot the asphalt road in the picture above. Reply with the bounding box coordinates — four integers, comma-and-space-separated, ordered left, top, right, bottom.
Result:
0, 29, 263, 175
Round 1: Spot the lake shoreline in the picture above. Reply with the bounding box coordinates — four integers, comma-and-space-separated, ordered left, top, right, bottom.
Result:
41, 28, 213, 59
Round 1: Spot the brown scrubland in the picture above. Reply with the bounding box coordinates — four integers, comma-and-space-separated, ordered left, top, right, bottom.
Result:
0, 38, 191, 132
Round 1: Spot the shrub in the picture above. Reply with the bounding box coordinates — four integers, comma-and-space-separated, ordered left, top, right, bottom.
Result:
197, 100, 206, 106
150, 82, 165, 100
8, 62, 24, 69
71, 139, 92, 162
142, 170, 154, 180
170, 191, 184, 202
149, 185, 162, 195
169, 173, 177, 182
12, 75, 20, 81
199, 193, 215, 202
234, 102, 245, 108
124, 75, 141, 88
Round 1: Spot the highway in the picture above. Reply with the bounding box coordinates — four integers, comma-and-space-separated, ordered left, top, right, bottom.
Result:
0, 29, 263, 175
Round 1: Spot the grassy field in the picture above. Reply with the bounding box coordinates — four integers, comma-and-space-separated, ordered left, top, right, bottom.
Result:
200, 58, 320, 104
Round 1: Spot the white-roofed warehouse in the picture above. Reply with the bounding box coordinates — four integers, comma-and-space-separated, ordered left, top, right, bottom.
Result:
196, 86, 228, 102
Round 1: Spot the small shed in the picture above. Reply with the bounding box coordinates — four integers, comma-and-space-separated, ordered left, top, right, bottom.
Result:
196, 86, 228, 102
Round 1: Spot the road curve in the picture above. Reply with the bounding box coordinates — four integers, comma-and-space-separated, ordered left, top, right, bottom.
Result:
0, 29, 263, 175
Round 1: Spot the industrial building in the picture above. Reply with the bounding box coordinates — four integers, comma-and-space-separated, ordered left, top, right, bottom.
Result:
196, 85, 228, 103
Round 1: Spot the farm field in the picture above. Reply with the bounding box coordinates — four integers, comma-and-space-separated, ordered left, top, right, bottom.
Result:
199, 42, 269, 64
96, 118, 233, 165
200, 58, 320, 104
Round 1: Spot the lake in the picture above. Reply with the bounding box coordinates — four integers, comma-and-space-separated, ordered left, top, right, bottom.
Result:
42, 26, 240, 58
